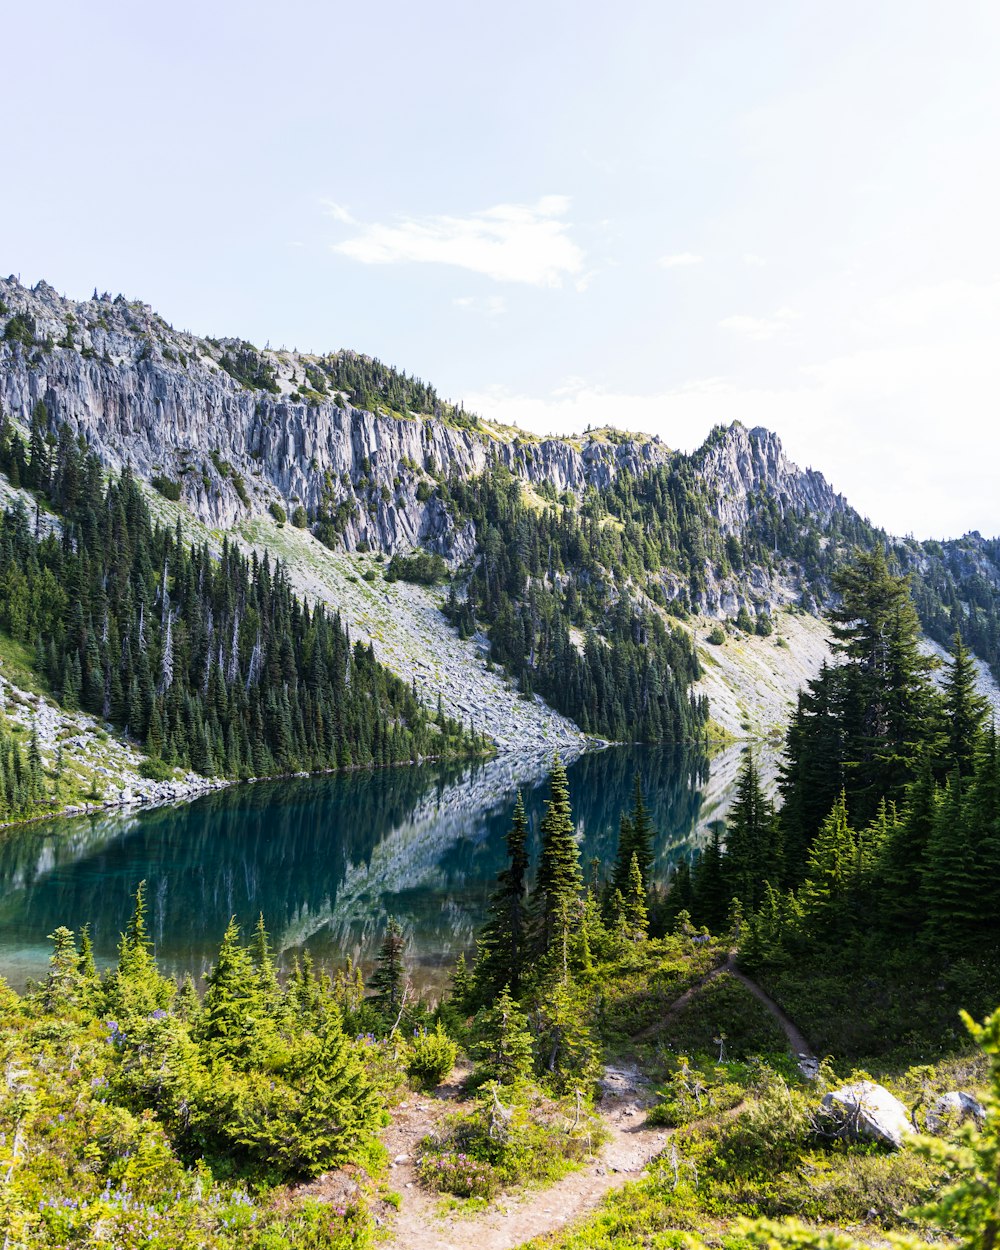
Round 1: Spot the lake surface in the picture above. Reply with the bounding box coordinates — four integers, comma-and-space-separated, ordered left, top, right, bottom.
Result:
0, 742, 770, 992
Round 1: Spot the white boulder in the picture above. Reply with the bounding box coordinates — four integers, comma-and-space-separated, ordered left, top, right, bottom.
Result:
821, 1080, 914, 1148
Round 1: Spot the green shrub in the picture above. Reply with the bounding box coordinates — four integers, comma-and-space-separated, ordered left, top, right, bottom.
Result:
708, 625, 726, 645
407, 1022, 458, 1089
292, 505, 309, 528
151, 474, 182, 502
269, 501, 287, 524
417, 1084, 597, 1200
139, 757, 175, 781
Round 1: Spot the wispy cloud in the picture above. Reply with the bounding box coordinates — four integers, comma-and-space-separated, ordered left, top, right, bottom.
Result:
743, 253, 767, 267
658, 251, 703, 268
331, 196, 584, 287
322, 200, 355, 224
453, 295, 507, 317
719, 306, 797, 341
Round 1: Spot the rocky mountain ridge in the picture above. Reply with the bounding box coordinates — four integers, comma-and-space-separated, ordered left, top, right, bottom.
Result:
2, 274, 999, 745
0, 277, 845, 575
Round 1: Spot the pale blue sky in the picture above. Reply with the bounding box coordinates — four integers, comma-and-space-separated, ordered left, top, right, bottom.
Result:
4, 1, 999, 538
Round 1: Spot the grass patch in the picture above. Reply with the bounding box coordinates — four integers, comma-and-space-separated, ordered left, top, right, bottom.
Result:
418, 1084, 602, 1202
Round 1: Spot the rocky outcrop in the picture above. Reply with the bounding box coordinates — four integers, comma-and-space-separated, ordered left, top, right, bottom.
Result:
926, 1090, 986, 1133
0, 277, 839, 577
696, 422, 846, 535
821, 1081, 914, 1148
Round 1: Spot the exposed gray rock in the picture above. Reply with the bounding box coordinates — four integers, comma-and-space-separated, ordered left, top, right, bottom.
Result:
821, 1080, 914, 1148
0, 275, 846, 618
926, 1090, 986, 1134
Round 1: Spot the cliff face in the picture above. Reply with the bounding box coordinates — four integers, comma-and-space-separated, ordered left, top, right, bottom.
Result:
696, 422, 847, 533
0, 276, 844, 570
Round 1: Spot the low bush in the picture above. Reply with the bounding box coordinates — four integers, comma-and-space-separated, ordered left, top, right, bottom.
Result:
139, 757, 174, 781
407, 1022, 457, 1089
151, 474, 182, 502
417, 1083, 600, 1201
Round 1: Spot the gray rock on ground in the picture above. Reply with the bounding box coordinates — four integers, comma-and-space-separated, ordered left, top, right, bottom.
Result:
821, 1080, 914, 1148
926, 1091, 986, 1134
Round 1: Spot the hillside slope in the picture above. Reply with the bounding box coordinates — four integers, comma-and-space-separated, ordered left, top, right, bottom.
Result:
2, 274, 999, 756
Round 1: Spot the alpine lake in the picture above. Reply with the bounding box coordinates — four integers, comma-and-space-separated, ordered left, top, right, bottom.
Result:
0, 741, 775, 994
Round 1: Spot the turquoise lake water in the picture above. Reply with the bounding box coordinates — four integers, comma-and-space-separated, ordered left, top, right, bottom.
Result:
0, 742, 758, 991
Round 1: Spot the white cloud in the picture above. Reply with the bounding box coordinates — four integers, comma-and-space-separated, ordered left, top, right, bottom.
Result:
322, 200, 355, 224
719, 306, 798, 341
331, 196, 584, 287
453, 295, 506, 316
743, 253, 767, 267
658, 251, 703, 268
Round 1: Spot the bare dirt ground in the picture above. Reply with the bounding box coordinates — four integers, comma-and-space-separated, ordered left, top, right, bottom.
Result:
379, 1064, 668, 1250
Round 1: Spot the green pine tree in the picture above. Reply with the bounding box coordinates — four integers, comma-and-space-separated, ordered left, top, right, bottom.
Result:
533, 758, 584, 958
369, 918, 407, 1026
476, 791, 530, 997
470, 985, 535, 1087
942, 631, 989, 778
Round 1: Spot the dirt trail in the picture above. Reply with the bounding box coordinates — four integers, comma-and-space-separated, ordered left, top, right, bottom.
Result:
729, 966, 818, 1074
380, 1066, 669, 1250
631, 951, 736, 1043
359, 964, 817, 1250
631, 951, 818, 1077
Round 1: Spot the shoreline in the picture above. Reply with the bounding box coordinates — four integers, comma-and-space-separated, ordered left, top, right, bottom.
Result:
0, 730, 750, 841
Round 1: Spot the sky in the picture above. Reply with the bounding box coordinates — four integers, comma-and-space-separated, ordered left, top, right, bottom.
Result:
3, 0, 1000, 540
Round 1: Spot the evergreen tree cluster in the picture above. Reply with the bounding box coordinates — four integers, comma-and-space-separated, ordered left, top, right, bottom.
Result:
302, 350, 441, 417
465, 763, 656, 1094
675, 548, 1000, 1049
0, 410, 482, 781
0, 720, 46, 822
442, 461, 710, 742
28, 888, 384, 1185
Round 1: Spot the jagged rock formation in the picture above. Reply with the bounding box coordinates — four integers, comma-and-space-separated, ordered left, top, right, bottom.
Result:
0, 277, 840, 569
3, 274, 999, 744
696, 422, 848, 533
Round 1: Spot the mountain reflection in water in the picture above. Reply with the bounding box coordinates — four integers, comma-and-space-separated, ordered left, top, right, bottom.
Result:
0, 742, 773, 991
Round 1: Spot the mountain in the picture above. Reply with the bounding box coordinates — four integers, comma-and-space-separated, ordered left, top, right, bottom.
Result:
0, 274, 998, 780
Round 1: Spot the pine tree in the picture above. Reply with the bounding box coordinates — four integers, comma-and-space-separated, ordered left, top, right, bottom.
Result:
967, 725, 1000, 934
723, 752, 777, 911
691, 826, 727, 932
248, 912, 283, 1018
877, 754, 938, 932
797, 792, 859, 943
42, 926, 82, 1012
476, 791, 530, 997
370, 918, 407, 1025
533, 978, 602, 1097
663, 858, 695, 928
533, 759, 583, 957
942, 631, 989, 778
103, 881, 172, 1020
276, 1014, 383, 1172
610, 812, 635, 899
470, 986, 535, 1087
628, 775, 656, 890
201, 918, 272, 1066
921, 773, 977, 952
623, 851, 649, 940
